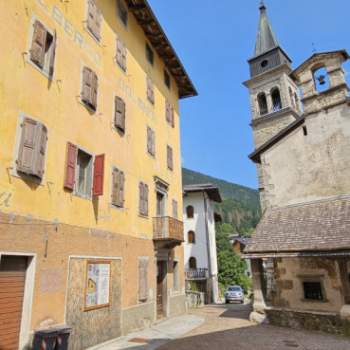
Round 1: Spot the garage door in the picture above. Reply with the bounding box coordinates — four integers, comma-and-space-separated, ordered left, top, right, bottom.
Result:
0, 256, 27, 350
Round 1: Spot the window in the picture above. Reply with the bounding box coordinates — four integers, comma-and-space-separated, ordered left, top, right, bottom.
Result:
303, 281, 324, 301
172, 200, 178, 219
167, 145, 173, 171
164, 70, 171, 89
166, 101, 174, 127
147, 127, 155, 157
294, 93, 300, 111
313, 66, 330, 93
111, 167, 125, 207
271, 87, 282, 112
156, 191, 166, 217
76, 149, 93, 197
189, 257, 197, 269
188, 231, 195, 244
29, 20, 56, 78
138, 258, 149, 302
16, 117, 48, 180
139, 182, 149, 216
257, 92, 268, 116
145, 43, 154, 66
261, 59, 268, 68
173, 261, 179, 291
82, 67, 98, 111
114, 96, 126, 133
116, 38, 127, 71
87, 0, 102, 41
117, 0, 128, 27
146, 76, 155, 104
186, 205, 194, 219
64, 143, 105, 197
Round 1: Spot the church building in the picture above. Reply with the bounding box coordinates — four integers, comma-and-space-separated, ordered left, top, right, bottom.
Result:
244, 1, 350, 334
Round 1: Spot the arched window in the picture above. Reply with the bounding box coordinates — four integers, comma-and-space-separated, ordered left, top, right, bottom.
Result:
271, 87, 282, 112
189, 257, 197, 269
186, 205, 194, 219
313, 66, 330, 93
289, 87, 296, 109
188, 231, 195, 244
257, 92, 268, 116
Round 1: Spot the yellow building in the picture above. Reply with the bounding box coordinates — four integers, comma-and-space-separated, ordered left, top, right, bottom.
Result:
0, 0, 196, 349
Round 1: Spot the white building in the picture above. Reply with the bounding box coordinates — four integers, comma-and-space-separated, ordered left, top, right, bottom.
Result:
183, 184, 222, 303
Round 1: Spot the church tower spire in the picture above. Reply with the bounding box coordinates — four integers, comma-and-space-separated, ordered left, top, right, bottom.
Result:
254, 1, 279, 57
244, 1, 300, 149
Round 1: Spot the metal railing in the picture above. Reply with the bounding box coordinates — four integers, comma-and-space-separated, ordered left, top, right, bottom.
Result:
153, 216, 184, 241
185, 268, 209, 280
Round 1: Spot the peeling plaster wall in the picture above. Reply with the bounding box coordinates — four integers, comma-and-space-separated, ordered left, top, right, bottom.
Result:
260, 103, 350, 208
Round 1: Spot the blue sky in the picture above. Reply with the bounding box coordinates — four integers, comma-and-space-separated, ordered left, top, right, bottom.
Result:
148, 0, 350, 189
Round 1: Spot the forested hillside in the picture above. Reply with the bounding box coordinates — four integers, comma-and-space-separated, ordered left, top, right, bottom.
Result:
182, 168, 260, 236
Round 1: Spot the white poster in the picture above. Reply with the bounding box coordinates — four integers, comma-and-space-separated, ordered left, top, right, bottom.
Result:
86, 262, 110, 308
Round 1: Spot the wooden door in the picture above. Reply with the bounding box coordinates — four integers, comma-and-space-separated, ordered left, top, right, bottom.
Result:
156, 261, 166, 319
0, 256, 27, 350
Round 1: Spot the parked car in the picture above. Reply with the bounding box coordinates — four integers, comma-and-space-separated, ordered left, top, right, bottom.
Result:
224, 285, 244, 304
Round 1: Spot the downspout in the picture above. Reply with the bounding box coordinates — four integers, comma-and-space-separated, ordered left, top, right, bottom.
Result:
203, 192, 212, 278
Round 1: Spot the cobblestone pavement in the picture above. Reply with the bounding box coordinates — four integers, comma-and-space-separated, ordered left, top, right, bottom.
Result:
158, 303, 350, 350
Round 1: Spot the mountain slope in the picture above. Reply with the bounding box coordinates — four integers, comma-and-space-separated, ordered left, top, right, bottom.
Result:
182, 168, 260, 235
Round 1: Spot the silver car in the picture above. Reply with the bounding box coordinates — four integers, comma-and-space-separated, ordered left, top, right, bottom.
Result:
225, 285, 244, 304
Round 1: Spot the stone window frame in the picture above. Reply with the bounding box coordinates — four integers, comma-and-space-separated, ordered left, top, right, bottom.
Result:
298, 274, 328, 303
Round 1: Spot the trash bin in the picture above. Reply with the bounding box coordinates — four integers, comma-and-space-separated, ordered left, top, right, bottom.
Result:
32, 328, 58, 350
56, 327, 72, 350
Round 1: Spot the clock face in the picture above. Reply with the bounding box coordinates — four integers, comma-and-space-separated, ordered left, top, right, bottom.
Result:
261, 59, 269, 68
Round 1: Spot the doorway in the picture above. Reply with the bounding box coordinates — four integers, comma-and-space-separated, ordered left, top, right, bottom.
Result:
157, 260, 167, 319
0, 256, 28, 350
156, 191, 166, 217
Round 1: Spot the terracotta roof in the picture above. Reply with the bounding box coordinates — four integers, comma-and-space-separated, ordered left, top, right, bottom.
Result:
183, 184, 222, 203
244, 196, 350, 255
125, 0, 197, 99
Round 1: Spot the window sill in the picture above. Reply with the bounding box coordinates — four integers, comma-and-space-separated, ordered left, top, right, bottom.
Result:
138, 214, 149, 220
84, 27, 102, 46
26, 57, 52, 81
300, 299, 329, 303
73, 192, 92, 201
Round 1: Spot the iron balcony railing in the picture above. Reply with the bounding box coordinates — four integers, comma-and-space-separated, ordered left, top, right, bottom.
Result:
153, 216, 184, 242
185, 268, 209, 280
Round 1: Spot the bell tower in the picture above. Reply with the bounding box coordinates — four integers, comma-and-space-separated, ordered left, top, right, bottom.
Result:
244, 1, 301, 149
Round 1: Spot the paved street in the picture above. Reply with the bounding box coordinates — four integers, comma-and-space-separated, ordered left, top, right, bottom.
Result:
158, 303, 350, 350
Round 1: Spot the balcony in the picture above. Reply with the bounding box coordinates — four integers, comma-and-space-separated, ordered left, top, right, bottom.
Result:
153, 216, 184, 248
185, 268, 209, 280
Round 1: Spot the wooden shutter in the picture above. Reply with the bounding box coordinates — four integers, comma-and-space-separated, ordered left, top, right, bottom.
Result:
49, 30, 57, 78
93, 154, 105, 196
17, 118, 38, 176
139, 182, 143, 214
147, 127, 152, 155
170, 106, 175, 128
34, 125, 48, 179
138, 259, 149, 302
144, 184, 149, 216
146, 77, 154, 104
119, 171, 125, 207
91, 71, 98, 110
30, 20, 47, 69
87, 0, 101, 40
167, 145, 173, 171
116, 39, 127, 71
64, 143, 77, 190
122, 44, 127, 71
82, 67, 92, 106
111, 168, 118, 205
115, 96, 125, 132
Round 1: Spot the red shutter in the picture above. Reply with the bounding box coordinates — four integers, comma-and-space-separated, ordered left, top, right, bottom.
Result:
64, 143, 77, 190
93, 154, 105, 196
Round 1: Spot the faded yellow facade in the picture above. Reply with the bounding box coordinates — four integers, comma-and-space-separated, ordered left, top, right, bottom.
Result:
0, 1, 195, 349
0, 0, 182, 236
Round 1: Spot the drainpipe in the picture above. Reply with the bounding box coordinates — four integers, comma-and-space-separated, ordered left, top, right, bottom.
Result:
203, 192, 212, 278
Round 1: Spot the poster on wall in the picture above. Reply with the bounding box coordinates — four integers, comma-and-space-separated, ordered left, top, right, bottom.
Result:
85, 261, 111, 310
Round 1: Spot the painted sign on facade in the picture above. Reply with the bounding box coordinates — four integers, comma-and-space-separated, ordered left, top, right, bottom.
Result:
85, 262, 110, 309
